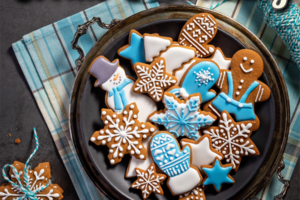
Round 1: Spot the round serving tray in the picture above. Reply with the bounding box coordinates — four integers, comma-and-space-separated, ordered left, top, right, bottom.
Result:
69, 5, 290, 200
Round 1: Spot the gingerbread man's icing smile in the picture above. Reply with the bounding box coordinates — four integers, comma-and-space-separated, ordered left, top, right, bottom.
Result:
239, 57, 254, 73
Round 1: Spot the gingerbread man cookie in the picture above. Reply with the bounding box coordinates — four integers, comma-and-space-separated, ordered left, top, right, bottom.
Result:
202, 111, 260, 172
90, 103, 157, 165
178, 13, 217, 58
203, 49, 271, 131
133, 57, 177, 102
131, 163, 166, 200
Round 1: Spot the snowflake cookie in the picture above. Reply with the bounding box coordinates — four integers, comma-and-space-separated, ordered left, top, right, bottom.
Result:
0, 161, 64, 200
90, 103, 157, 165
149, 93, 216, 140
179, 185, 206, 200
201, 158, 235, 192
131, 163, 166, 200
133, 57, 177, 102
202, 111, 260, 171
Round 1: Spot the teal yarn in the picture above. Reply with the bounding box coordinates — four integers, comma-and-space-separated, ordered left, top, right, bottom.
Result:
257, 0, 300, 69
1, 128, 51, 199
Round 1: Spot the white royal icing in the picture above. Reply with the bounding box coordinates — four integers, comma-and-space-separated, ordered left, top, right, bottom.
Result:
175, 59, 197, 85
211, 49, 231, 70
144, 35, 171, 62
181, 136, 223, 169
160, 46, 195, 74
239, 63, 253, 73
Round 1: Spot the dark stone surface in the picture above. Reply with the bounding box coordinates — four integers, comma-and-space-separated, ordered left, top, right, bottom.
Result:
0, 0, 298, 200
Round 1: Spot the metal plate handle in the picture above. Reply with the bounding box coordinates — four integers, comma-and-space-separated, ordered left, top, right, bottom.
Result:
274, 159, 290, 200
71, 17, 121, 70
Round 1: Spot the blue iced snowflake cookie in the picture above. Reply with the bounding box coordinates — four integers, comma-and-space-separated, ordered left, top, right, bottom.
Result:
150, 131, 202, 195
201, 158, 235, 192
169, 61, 220, 103
149, 93, 216, 140
118, 30, 146, 67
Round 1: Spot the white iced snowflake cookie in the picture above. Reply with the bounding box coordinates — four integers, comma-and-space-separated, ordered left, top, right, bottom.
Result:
133, 57, 177, 102
178, 13, 217, 58
181, 135, 223, 169
143, 33, 172, 62
90, 103, 157, 165
202, 111, 260, 172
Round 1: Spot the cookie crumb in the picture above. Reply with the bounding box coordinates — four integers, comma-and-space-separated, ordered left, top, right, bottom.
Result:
15, 138, 21, 144
9, 133, 11, 137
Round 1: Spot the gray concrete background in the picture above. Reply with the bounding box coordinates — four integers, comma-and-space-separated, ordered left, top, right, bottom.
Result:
0, 0, 298, 200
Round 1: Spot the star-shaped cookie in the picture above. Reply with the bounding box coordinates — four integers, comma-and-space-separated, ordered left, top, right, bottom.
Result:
201, 158, 235, 192
202, 111, 260, 171
133, 57, 177, 102
181, 135, 223, 169
211, 47, 231, 70
118, 29, 146, 67
131, 163, 166, 200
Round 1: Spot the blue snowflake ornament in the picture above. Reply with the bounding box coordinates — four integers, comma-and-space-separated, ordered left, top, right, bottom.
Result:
150, 94, 215, 140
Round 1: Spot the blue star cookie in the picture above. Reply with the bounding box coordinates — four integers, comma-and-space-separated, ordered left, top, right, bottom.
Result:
201, 158, 235, 192
118, 30, 146, 67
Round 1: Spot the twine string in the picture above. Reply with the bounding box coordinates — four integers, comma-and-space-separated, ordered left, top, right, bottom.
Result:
2, 128, 51, 199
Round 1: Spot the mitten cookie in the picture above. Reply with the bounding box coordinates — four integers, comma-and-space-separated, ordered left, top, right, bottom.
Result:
149, 93, 216, 140
201, 158, 235, 192
150, 131, 202, 195
0, 161, 64, 200
168, 60, 220, 103
88, 56, 157, 122
90, 103, 157, 165
133, 57, 177, 102
202, 111, 260, 172
178, 13, 217, 58
203, 49, 271, 130
131, 163, 166, 200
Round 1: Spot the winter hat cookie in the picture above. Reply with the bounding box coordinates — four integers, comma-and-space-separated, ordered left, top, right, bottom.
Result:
118, 30, 146, 67
203, 49, 271, 131
130, 163, 166, 200
143, 33, 172, 62
88, 56, 157, 122
149, 93, 216, 140
201, 158, 235, 192
181, 135, 223, 169
150, 131, 202, 195
133, 57, 177, 102
178, 13, 217, 58
202, 111, 260, 172
168, 60, 220, 103
90, 103, 157, 165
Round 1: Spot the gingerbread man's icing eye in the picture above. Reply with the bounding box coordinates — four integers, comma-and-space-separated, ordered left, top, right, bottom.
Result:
243, 57, 247, 61
250, 60, 255, 64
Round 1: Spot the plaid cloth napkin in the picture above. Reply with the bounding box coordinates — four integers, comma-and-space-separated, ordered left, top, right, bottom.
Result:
12, 0, 299, 199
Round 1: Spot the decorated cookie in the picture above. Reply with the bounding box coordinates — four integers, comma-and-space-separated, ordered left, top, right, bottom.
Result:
181, 135, 223, 169
143, 33, 172, 62
149, 93, 216, 140
0, 161, 64, 200
178, 13, 217, 58
158, 45, 196, 74
126, 137, 153, 178
118, 30, 146, 67
179, 185, 206, 200
133, 57, 177, 102
150, 131, 202, 195
90, 103, 156, 165
169, 60, 220, 103
174, 59, 198, 85
88, 56, 157, 122
203, 49, 271, 130
131, 163, 166, 200
202, 111, 260, 171
201, 158, 235, 192
211, 47, 231, 70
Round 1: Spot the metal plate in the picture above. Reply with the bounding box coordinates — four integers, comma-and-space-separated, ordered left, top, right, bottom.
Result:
69, 6, 290, 200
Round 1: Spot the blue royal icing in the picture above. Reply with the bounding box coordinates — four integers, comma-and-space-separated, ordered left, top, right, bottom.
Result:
108, 78, 132, 111
202, 159, 234, 191
150, 132, 191, 177
119, 31, 146, 66
212, 72, 259, 121
171, 61, 220, 103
